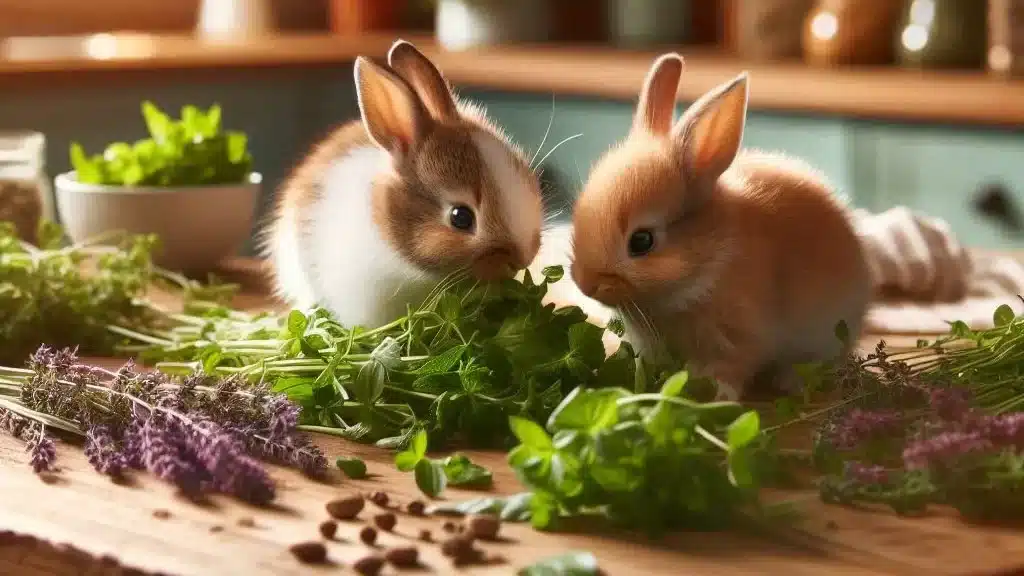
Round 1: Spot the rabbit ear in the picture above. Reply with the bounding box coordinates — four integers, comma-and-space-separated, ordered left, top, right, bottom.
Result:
674, 72, 749, 181
387, 39, 459, 123
354, 56, 429, 159
633, 53, 684, 136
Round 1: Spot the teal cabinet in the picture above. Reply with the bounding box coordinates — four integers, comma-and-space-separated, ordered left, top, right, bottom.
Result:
849, 123, 1024, 249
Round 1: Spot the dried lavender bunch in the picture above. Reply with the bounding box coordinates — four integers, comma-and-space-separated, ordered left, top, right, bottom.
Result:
0, 345, 329, 505
812, 346, 1024, 520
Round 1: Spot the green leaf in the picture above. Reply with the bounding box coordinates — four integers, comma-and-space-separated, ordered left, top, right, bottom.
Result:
605, 316, 626, 337
660, 371, 688, 397
227, 132, 248, 163
69, 142, 102, 184
141, 101, 171, 141
509, 416, 553, 450
994, 304, 1015, 327
414, 344, 466, 375
427, 492, 533, 521
287, 310, 307, 336
547, 387, 624, 434
336, 456, 367, 479
414, 457, 447, 498
518, 551, 599, 576
442, 453, 493, 489
370, 337, 403, 370
352, 360, 386, 405
595, 342, 636, 389
541, 265, 564, 283
947, 320, 973, 339
395, 450, 421, 472
727, 448, 756, 488
727, 411, 760, 451
411, 428, 428, 458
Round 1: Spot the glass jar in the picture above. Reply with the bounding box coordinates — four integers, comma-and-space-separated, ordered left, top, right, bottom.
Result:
0, 131, 51, 244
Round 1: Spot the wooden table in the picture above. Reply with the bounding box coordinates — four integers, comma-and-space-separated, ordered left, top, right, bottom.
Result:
3, 262, 1023, 576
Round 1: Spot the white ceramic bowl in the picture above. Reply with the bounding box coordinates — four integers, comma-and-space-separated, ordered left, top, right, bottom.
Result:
55, 171, 262, 274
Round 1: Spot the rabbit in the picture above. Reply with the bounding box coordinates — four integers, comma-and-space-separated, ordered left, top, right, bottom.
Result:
566, 53, 873, 401
261, 40, 544, 329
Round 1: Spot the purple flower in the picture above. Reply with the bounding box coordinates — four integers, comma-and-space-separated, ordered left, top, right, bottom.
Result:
844, 461, 891, 485
902, 430, 992, 469
26, 426, 56, 474
978, 412, 1024, 449
140, 414, 206, 495
929, 387, 972, 422
264, 394, 300, 442
832, 409, 905, 450
192, 420, 275, 505
251, 434, 328, 476
84, 424, 127, 476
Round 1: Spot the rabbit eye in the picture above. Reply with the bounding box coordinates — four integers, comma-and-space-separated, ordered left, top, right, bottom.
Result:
448, 204, 476, 232
628, 229, 655, 257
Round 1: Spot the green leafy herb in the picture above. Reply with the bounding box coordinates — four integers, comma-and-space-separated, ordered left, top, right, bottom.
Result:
394, 429, 492, 496
507, 374, 762, 535
440, 453, 493, 489
427, 492, 533, 521
414, 457, 447, 498
70, 101, 253, 187
518, 551, 600, 576
335, 456, 367, 479
119, 267, 624, 450
0, 221, 161, 364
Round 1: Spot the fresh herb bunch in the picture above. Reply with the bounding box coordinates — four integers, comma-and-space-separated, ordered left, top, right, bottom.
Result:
0, 220, 160, 365
118, 267, 635, 451
70, 101, 252, 187
506, 372, 764, 535
0, 346, 327, 505
809, 334, 1024, 520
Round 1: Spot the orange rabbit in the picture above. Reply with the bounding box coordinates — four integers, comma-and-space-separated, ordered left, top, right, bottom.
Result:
568, 53, 872, 400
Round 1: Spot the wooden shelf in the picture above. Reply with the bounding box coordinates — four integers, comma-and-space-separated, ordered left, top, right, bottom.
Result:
3, 32, 1024, 127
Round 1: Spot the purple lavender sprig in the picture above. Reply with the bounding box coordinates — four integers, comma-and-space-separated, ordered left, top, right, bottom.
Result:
1, 345, 329, 505
25, 424, 56, 474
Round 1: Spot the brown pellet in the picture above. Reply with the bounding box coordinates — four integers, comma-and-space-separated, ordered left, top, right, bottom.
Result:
442, 521, 458, 533
385, 546, 419, 567
152, 509, 171, 520
209, 525, 224, 533
237, 517, 256, 528
440, 535, 475, 558
353, 555, 385, 576
467, 514, 501, 540
289, 541, 327, 564
418, 529, 432, 542
326, 495, 365, 520
359, 525, 378, 546
369, 491, 389, 507
406, 500, 426, 516
826, 520, 839, 530
319, 520, 337, 539
373, 512, 396, 532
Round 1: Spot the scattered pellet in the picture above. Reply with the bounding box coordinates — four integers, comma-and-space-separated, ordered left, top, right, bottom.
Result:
418, 529, 432, 542
369, 491, 389, 507
360, 526, 378, 546
353, 555, 385, 576
440, 535, 476, 559
467, 514, 501, 540
209, 525, 224, 533
442, 521, 458, 533
289, 541, 328, 564
326, 495, 365, 520
237, 517, 256, 528
152, 509, 171, 520
319, 520, 338, 540
385, 546, 419, 568
406, 500, 426, 516
373, 512, 396, 532
826, 520, 839, 530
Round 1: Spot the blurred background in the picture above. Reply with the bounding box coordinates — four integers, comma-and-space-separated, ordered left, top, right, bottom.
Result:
1, 0, 1023, 261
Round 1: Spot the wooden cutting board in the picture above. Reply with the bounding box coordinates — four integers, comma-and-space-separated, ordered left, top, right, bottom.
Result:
3, 259, 1024, 576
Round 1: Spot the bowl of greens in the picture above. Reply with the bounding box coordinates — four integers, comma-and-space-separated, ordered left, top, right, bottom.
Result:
55, 101, 260, 274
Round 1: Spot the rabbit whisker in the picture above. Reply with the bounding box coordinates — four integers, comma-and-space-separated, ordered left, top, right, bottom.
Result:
529, 94, 557, 169
534, 133, 583, 173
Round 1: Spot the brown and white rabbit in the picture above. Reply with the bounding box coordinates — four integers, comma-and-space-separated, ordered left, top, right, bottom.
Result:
567, 53, 872, 400
261, 40, 543, 328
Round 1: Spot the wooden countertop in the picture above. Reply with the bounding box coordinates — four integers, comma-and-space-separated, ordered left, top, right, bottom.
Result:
2, 259, 1024, 575
3, 32, 1024, 128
